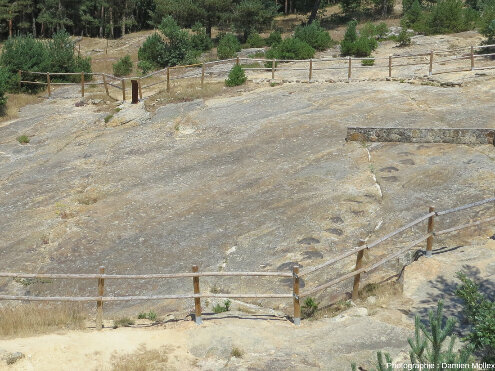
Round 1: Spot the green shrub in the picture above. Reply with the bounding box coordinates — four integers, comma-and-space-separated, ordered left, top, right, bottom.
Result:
0, 35, 49, 93
213, 299, 232, 313
47, 31, 75, 74
340, 20, 358, 56
137, 311, 157, 321
217, 33, 242, 59
340, 21, 377, 57
225, 65, 247, 86
428, 0, 475, 34
138, 33, 166, 68
266, 37, 315, 61
456, 272, 495, 362
397, 29, 412, 46
360, 22, 377, 38
294, 21, 333, 51
104, 114, 113, 123
0, 32, 92, 92
376, 22, 389, 38
402, 0, 423, 28
0, 67, 8, 116
265, 30, 282, 46
138, 60, 154, 75
159, 16, 199, 66
72, 56, 93, 83
361, 58, 375, 66
351, 301, 474, 371
404, 0, 479, 35
302, 297, 318, 318
17, 135, 30, 144
246, 32, 265, 48
113, 55, 133, 77
191, 22, 213, 52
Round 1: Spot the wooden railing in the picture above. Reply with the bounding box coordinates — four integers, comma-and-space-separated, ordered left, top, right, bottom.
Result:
17, 43, 495, 101
0, 196, 494, 327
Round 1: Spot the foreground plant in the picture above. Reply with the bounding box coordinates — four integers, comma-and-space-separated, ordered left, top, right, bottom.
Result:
351, 301, 474, 371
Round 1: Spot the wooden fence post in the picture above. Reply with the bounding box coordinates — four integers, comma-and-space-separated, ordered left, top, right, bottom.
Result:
78, 43, 81, 58
166, 68, 170, 92
18, 70, 21, 90
426, 206, 435, 257
81, 72, 85, 97
121, 79, 125, 101
429, 51, 434, 76
138, 78, 143, 100
388, 55, 392, 78
201, 64, 205, 88
309, 59, 313, 82
293, 266, 300, 325
352, 240, 366, 301
102, 74, 109, 96
46, 73, 51, 97
96, 266, 105, 330
470, 46, 474, 71
271, 60, 275, 80
131, 80, 139, 104
192, 265, 202, 324
348, 57, 352, 81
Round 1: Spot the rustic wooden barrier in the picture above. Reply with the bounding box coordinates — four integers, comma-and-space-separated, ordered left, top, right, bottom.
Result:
17, 43, 495, 100
0, 197, 493, 327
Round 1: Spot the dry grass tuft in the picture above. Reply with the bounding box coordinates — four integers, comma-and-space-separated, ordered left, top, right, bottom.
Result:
111, 345, 169, 371
144, 79, 232, 112
0, 303, 86, 338
1, 93, 43, 122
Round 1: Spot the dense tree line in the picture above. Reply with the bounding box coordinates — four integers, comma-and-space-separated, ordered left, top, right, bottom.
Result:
0, 0, 346, 40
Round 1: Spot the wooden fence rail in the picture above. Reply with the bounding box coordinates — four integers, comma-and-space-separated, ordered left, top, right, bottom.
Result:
0, 196, 493, 327
17, 43, 495, 101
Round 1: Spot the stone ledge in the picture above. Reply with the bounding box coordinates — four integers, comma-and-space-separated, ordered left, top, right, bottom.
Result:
346, 127, 495, 145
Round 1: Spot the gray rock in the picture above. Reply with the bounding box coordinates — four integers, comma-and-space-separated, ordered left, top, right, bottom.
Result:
4, 352, 25, 365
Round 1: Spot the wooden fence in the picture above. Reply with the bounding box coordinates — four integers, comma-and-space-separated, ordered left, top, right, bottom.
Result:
18, 43, 495, 101
0, 196, 494, 327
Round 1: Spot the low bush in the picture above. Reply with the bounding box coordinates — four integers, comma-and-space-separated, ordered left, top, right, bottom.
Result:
113, 55, 133, 77
340, 20, 378, 57
397, 29, 412, 46
213, 299, 232, 313
265, 30, 282, 46
360, 22, 389, 39
246, 32, 265, 48
17, 135, 30, 144
138, 60, 154, 75
72, 56, 93, 83
302, 297, 319, 318
456, 272, 495, 362
191, 22, 213, 52
294, 21, 334, 51
361, 58, 375, 66
352, 301, 474, 371
403, 0, 479, 35
225, 65, 247, 86
0, 32, 93, 93
217, 33, 242, 59
266, 37, 315, 62
137, 311, 157, 321
138, 33, 166, 68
